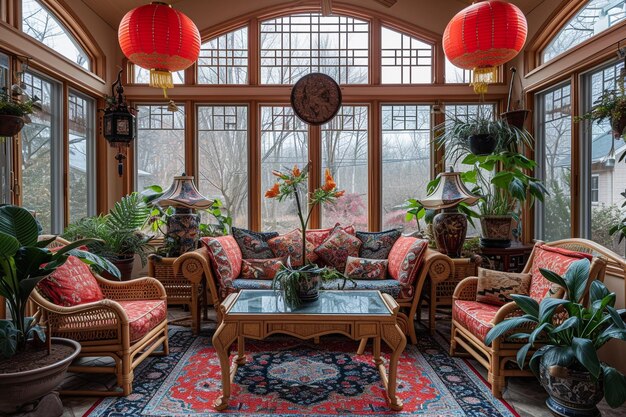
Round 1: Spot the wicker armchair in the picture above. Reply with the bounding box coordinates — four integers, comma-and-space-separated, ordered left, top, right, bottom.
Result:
450, 239, 610, 398
30, 237, 169, 396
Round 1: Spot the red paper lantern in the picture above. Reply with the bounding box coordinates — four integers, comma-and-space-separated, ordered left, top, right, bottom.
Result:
443, 1, 527, 93
118, 2, 200, 96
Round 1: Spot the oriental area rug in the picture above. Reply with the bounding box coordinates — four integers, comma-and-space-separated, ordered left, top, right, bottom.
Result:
85, 326, 519, 417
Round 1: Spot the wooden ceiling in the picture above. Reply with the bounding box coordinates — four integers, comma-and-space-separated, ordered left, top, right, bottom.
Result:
82, 0, 548, 31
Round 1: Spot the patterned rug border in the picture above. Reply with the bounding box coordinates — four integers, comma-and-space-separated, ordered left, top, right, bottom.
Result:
85, 326, 520, 417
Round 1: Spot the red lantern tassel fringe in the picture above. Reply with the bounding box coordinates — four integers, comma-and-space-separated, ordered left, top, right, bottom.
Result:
150, 69, 174, 98
471, 67, 497, 94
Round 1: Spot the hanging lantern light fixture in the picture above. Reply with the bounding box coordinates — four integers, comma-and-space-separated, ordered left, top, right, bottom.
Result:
118, 2, 200, 97
103, 69, 136, 177
443, 1, 527, 94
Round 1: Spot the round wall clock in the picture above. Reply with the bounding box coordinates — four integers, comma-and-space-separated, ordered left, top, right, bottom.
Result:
290, 73, 342, 125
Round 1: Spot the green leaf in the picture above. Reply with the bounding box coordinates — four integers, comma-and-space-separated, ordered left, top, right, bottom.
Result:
485, 317, 537, 346
529, 322, 550, 346
0, 322, 17, 358
602, 366, 626, 408
0, 231, 19, 258
529, 345, 551, 376
510, 294, 539, 318
491, 171, 514, 189
538, 298, 569, 323
563, 259, 591, 302
572, 337, 601, 378
541, 345, 575, 369
508, 177, 526, 201
70, 249, 121, 279
539, 268, 567, 291
589, 280, 611, 305
516, 342, 532, 369
0, 205, 39, 247
552, 316, 579, 334
607, 306, 626, 329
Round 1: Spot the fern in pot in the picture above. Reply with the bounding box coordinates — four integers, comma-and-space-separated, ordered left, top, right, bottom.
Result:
265, 165, 348, 308
485, 259, 626, 417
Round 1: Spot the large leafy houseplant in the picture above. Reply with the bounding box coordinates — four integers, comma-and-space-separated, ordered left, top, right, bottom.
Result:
265, 165, 347, 307
485, 259, 626, 411
62, 192, 153, 276
576, 85, 626, 140
0, 205, 119, 358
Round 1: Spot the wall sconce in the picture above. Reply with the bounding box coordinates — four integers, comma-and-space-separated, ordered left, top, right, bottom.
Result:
103, 68, 136, 176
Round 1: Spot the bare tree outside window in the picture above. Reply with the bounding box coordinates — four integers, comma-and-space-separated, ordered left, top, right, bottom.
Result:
542, 0, 626, 63
381, 26, 432, 84
21, 0, 90, 70
68, 92, 94, 223
198, 27, 248, 84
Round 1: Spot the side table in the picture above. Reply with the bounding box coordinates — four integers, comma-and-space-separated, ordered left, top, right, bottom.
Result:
422, 255, 481, 334
478, 241, 533, 272
148, 254, 206, 335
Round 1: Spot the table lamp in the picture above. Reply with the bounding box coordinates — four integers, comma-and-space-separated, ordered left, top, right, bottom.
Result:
153, 174, 213, 256
419, 168, 479, 258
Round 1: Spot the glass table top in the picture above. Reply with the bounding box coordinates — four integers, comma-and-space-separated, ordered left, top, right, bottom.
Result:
228, 290, 392, 316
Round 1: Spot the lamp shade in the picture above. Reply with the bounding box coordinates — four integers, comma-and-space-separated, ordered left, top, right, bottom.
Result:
443, 1, 527, 93
153, 175, 213, 210
420, 170, 479, 209
118, 2, 200, 96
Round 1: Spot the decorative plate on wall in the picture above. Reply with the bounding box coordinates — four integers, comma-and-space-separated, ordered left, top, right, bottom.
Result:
290, 73, 342, 125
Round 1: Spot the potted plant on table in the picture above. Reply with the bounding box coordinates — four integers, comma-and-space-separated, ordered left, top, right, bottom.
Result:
0, 85, 39, 137
0, 205, 119, 415
485, 259, 626, 417
576, 85, 626, 140
265, 165, 348, 307
62, 192, 153, 279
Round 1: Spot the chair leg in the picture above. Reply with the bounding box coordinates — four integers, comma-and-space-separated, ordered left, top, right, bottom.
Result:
449, 322, 457, 356
163, 324, 170, 355
407, 311, 417, 345
488, 356, 505, 399
429, 295, 436, 335
120, 352, 133, 396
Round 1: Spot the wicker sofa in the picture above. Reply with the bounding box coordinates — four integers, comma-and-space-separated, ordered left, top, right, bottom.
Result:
174, 232, 454, 344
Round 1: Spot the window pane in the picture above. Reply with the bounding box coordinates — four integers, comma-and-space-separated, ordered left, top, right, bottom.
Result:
133, 65, 184, 84
0, 53, 10, 204
21, 0, 90, 70
261, 106, 308, 232
198, 27, 248, 84
321, 106, 368, 229
382, 104, 431, 232
586, 60, 625, 255
381, 27, 432, 84
68, 91, 94, 223
21, 71, 56, 232
445, 57, 473, 84
135, 104, 185, 191
260, 13, 369, 84
542, 0, 626, 63
197, 105, 248, 227
537, 84, 572, 241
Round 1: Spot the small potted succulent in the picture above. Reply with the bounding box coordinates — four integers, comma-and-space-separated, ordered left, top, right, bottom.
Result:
577, 86, 626, 140
0, 85, 39, 137
485, 259, 626, 417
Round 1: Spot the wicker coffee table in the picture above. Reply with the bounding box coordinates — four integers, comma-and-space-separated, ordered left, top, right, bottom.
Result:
212, 289, 407, 411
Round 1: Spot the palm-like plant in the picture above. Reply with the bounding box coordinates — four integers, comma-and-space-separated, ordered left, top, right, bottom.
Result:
0, 206, 119, 358
485, 258, 626, 408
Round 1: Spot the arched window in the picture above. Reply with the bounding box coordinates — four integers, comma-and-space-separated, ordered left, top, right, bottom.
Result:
542, 0, 626, 63
259, 13, 369, 84
21, 0, 91, 70
198, 26, 248, 84
381, 26, 432, 84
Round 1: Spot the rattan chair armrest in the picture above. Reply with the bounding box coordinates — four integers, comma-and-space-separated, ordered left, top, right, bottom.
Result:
173, 247, 210, 285
96, 276, 167, 300
492, 301, 523, 324
32, 294, 129, 324
424, 251, 455, 285
452, 276, 479, 301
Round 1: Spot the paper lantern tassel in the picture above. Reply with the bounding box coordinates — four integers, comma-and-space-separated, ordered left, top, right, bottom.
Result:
471, 67, 498, 94
150, 69, 174, 98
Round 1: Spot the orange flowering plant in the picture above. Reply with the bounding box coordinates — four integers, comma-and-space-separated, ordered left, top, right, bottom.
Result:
265, 164, 344, 266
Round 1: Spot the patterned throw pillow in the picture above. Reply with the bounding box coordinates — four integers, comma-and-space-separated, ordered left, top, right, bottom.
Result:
344, 256, 388, 280
268, 229, 317, 267
476, 268, 532, 306
356, 229, 401, 259
201, 236, 242, 290
240, 258, 285, 279
528, 244, 593, 301
232, 227, 279, 259
387, 237, 429, 298
37, 256, 104, 306
306, 223, 356, 248
314, 229, 362, 272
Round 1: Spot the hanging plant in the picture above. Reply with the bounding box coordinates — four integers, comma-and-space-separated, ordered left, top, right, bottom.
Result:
0, 85, 39, 138
576, 87, 626, 140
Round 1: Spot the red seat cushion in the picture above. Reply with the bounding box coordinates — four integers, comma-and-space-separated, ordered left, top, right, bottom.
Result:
37, 256, 104, 307
453, 300, 500, 342
117, 300, 167, 342
528, 244, 593, 301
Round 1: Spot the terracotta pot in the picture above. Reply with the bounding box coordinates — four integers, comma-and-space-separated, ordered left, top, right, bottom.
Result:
0, 115, 25, 137
102, 256, 135, 281
432, 210, 467, 258
480, 215, 513, 248
297, 272, 321, 303
468, 133, 497, 155
501, 109, 531, 130
0, 338, 80, 415
539, 360, 603, 417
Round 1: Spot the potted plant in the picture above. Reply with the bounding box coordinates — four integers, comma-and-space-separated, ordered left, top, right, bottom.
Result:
0, 205, 119, 415
485, 258, 626, 417
0, 85, 39, 137
501, 67, 531, 130
62, 192, 153, 279
265, 165, 348, 307
577, 85, 626, 140
435, 115, 546, 247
